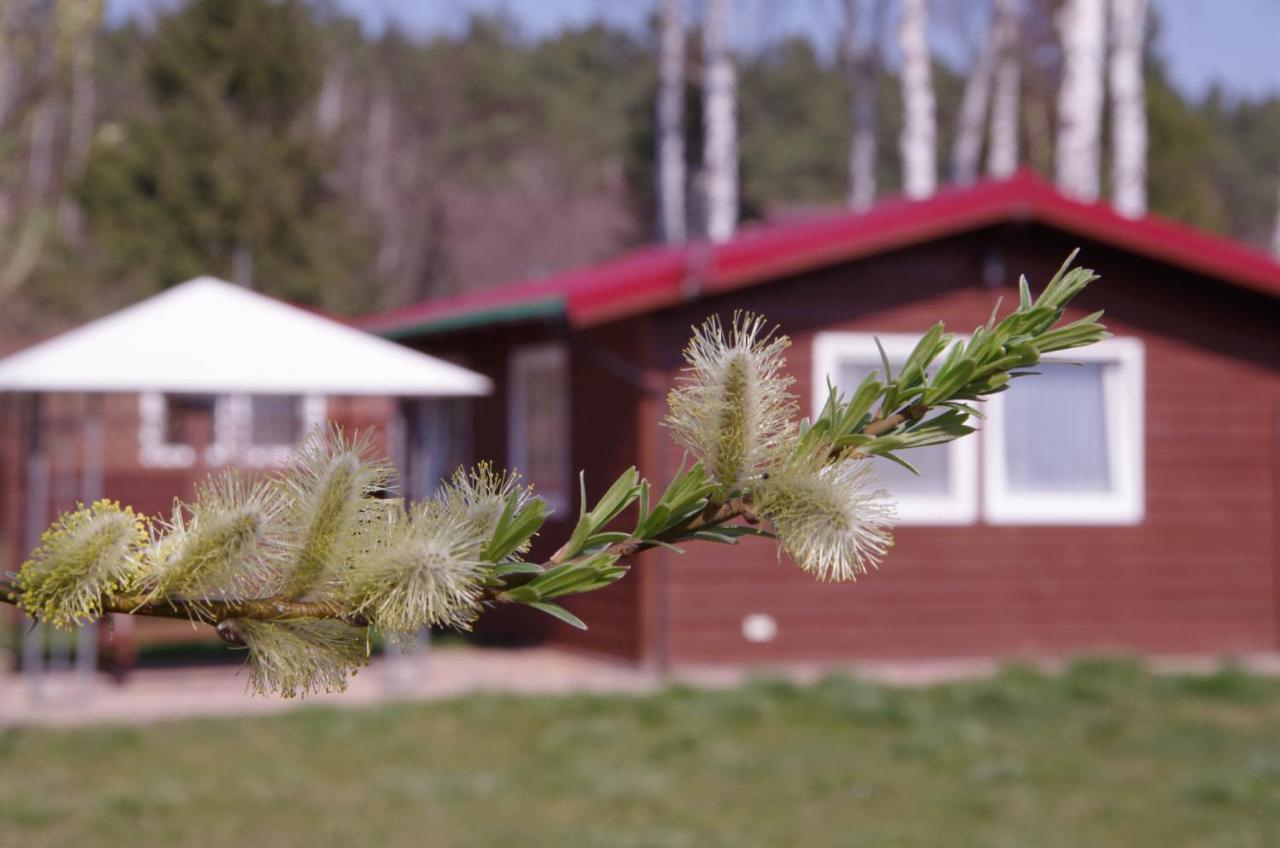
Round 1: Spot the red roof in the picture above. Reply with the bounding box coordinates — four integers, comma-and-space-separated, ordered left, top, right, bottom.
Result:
360, 170, 1280, 338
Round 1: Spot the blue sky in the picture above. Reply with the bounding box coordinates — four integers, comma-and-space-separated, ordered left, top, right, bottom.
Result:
107, 0, 1280, 100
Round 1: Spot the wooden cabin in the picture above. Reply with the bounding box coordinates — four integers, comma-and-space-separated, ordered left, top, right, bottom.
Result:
362, 171, 1280, 668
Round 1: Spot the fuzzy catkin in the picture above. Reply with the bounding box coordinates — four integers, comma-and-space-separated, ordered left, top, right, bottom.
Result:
758, 456, 896, 582
666, 313, 796, 490
145, 473, 284, 608
234, 618, 369, 698
15, 500, 147, 627
277, 426, 393, 599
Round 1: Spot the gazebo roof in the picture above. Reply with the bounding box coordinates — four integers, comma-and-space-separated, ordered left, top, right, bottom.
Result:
0, 277, 490, 396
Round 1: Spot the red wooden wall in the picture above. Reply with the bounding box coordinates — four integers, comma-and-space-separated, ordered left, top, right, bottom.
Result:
418, 222, 1280, 666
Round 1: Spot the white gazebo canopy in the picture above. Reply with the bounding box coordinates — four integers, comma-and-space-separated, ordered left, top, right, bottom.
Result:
0, 277, 490, 396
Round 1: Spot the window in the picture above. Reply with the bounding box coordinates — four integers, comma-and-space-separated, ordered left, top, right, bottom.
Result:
139, 392, 224, 468
984, 338, 1143, 524
251, 395, 304, 447
509, 344, 570, 513
139, 392, 324, 468
812, 332, 978, 525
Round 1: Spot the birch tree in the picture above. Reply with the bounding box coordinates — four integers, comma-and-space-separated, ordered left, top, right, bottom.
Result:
986, 0, 1021, 178
951, 0, 1016, 184
1108, 0, 1148, 217
1055, 0, 1105, 202
842, 0, 883, 210
898, 0, 936, 199
656, 0, 686, 243
702, 0, 737, 241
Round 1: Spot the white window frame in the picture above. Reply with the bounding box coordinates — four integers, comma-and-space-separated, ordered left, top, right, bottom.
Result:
982, 337, 1144, 525
139, 392, 227, 468
139, 392, 324, 468
812, 332, 979, 525
508, 343, 571, 514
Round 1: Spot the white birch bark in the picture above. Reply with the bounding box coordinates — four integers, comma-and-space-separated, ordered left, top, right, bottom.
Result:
360, 82, 394, 215
952, 0, 1016, 184
898, 0, 936, 199
986, 1, 1021, 179
702, 0, 737, 242
1055, 0, 1106, 202
1108, 0, 1148, 217
317, 61, 346, 137
842, 0, 880, 210
656, 0, 686, 243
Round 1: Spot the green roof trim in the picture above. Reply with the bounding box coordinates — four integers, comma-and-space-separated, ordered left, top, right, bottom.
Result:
377, 296, 566, 339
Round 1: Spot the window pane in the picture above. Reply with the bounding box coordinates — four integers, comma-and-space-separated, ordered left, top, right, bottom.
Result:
250, 395, 302, 447
1002, 362, 1111, 494
165, 394, 216, 446
834, 360, 949, 497
517, 354, 568, 503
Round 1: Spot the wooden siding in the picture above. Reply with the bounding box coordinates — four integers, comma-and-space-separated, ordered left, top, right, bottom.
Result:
645, 225, 1280, 663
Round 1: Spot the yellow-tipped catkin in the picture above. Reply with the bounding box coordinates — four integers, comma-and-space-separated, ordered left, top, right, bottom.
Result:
233, 618, 369, 698
277, 425, 393, 599
15, 499, 148, 627
145, 472, 284, 609
665, 312, 796, 490
758, 455, 896, 582
344, 502, 486, 636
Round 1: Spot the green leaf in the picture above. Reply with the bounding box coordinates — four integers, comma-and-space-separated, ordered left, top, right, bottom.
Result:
561, 468, 642, 562
481, 497, 549, 563
874, 336, 893, 383
876, 451, 921, 476
490, 562, 544, 578
527, 601, 587, 630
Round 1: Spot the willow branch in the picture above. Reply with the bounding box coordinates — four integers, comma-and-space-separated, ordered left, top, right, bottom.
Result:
0, 419, 881, 630
0, 498, 748, 628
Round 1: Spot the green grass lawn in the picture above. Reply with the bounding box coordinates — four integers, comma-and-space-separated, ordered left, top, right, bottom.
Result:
3, 659, 1280, 847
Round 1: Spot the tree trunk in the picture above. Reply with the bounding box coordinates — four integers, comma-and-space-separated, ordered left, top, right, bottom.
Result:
986, 0, 1021, 179
898, 0, 936, 199
26, 89, 58, 205
952, 0, 1017, 184
656, 0, 686, 243
842, 0, 881, 210
317, 61, 346, 137
1055, 0, 1105, 202
1108, 0, 1148, 217
360, 81, 394, 215
701, 0, 737, 242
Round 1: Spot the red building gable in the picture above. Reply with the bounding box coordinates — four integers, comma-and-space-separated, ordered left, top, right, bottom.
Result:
363, 170, 1280, 338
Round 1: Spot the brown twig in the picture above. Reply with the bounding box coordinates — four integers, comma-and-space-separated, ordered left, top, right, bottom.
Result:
861, 403, 929, 437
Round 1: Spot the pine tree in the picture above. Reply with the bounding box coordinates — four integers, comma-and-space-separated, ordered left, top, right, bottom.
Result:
76, 0, 372, 311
